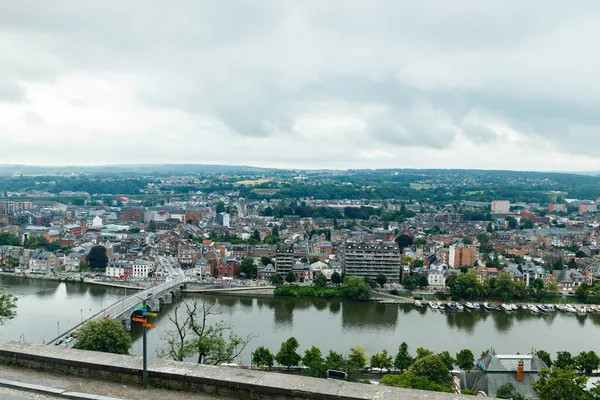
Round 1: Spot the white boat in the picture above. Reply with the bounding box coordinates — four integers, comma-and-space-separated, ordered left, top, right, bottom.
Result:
577, 306, 588, 314
473, 303, 481, 310
437, 302, 445, 310
415, 300, 423, 308
527, 304, 539, 313
430, 301, 439, 310
465, 302, 475, 310
457, 303, 464, 311
483, 302, 496, 311
511, 304, 519, 311
501, 304, 513, 312
565, 305, 577, 313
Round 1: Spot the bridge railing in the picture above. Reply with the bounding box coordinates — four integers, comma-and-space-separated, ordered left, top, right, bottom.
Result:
47, 275, 186, 345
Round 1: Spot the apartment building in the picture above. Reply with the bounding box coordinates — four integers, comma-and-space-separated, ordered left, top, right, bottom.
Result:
342, 241, 401, 283
491, 200, 511, 214
448, 244, 479, 268
0, 201, 33, 215
275, 243, 294, 276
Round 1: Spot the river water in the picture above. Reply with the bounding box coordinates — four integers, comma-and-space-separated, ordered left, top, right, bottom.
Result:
2, 276, 600, 361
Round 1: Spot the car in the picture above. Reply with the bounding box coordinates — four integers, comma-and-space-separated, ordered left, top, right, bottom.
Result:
54, 339, 63, 346
103, 314, 110, 319
66, 337, 74, 343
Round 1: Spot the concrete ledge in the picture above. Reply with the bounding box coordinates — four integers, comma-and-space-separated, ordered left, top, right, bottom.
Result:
0, 378, 65, 395
0, 341, 472, 399
61, 392, 124, 400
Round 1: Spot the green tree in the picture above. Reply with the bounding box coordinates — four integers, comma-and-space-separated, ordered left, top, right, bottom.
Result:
148, 220, 156, 232
341, 276, 372, 301
438, 351, 455, 371
325, 350, 345, 370
487, 222, 494, 233
285, 271, 297, 284
533, 367, 591, 400
253, 346, 274, 369
536, 350, 553, 368
416, 347, 434, 360
260, 256, 272, 266
348, 345, 368, 369
215, 201, 225, 214
394, 342, 413, 372
555, 351, 574, 369
302, 346, 323, 367
403, 276, 417, 291
269, 274, 284, 286
568, 258, 578, 270
411, 259, 424, 269
78, 260, 87, 272
370, 349, 393, 373
477, 233, 490, 244
575, 283, 589, 303
251, 229, 261, 242
331, 271, 342, 285
73, 319, 132, 355
275, 337, 301, 369
456, 349, 475, 370
375, 274, 387, 288
271, 226, 279, 238
496, 383, 527, 400
313, 273, 328, 288
418, 275, 429, 289
410, 354, 453, 387
506, 216, 518, 230
494, 273, 516, 301
574, 351, 600, 375
86, 245, 108, 270
0, 288, 17, 326
240, 257, 257, 279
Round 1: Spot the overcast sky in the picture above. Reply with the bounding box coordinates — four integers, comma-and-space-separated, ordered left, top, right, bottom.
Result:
1, 1, 600, 171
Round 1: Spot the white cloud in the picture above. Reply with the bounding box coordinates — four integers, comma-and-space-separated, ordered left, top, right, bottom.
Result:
1, 1, 600, 171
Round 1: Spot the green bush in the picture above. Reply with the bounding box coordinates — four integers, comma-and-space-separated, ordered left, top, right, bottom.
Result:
274, 286, 342, 298
380, 372, 454, 393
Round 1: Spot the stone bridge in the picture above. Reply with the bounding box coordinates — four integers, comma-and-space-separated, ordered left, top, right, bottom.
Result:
48, 275, 187, 344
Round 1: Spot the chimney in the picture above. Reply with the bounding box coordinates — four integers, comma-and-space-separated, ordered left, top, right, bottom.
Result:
516, 359, 524, 382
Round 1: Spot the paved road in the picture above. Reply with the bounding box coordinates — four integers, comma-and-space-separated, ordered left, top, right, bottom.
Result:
0, 386, 59, 399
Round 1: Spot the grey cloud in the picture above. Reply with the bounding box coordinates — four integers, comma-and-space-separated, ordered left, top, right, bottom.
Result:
2, 1, 600, 167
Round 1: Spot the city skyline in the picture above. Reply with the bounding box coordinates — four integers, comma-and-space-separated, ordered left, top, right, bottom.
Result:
2, 1, 600, 171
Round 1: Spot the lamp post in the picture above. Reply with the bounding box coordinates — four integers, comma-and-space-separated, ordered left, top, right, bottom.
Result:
57, 321, 60, 337
80, 308, 83, 324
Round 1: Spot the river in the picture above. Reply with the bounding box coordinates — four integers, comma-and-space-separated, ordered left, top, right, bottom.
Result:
2, 276, 600, 362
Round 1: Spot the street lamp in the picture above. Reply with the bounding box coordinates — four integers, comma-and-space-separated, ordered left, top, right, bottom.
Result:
57, 321, 60, 337
80, 308, 83, 324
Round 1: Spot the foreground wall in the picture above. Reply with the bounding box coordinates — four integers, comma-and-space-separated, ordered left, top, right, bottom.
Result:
0, 341, 469, 400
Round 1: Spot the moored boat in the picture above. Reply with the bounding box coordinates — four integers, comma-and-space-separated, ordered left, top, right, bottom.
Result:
465, 302, 475, 310
501, 303, 513, 312
430, 301, 439, 310
537, 305, 551, 313
483, 302, 496, 311
527, 304, 539, 313
415, 300, 423, 308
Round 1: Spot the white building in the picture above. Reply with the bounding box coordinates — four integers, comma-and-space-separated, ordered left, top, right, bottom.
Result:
491, 200, 511, 214
132, 259, 153, 278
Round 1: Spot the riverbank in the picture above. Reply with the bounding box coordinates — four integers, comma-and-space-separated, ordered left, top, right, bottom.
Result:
0, 270, 84, 283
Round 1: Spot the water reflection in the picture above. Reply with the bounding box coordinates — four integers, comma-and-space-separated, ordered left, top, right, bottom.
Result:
342, 301, 398, 329
329, 300, 341, 315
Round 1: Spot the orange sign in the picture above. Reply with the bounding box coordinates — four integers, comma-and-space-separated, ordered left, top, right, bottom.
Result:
143, 323, 156, 329
132, 317, 146, 323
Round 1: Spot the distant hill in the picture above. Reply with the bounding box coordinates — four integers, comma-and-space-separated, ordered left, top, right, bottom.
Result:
0, 164, 280, 176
